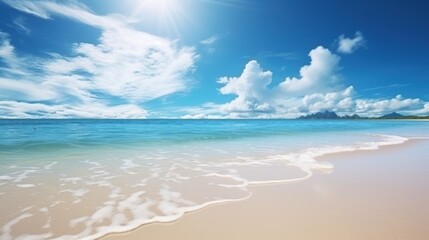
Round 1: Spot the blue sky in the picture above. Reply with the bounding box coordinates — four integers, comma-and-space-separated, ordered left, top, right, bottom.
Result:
0, 0, 428, 118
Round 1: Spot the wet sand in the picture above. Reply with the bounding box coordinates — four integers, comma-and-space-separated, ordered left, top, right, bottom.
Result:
103, 139, 429, 240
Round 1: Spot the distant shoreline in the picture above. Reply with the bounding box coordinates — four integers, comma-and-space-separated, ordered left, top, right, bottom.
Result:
0, 118, 429, 121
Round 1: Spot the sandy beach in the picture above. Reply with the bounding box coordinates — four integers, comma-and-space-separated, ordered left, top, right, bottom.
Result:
103, 139, 429, 240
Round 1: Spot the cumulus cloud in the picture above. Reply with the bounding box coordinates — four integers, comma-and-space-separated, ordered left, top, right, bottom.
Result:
299, 86, 356, 113
182, 44, 426, 119
415, 103, 429, 115
218, 60, 273, 112
0, 0, 197, 118
355, 95, 423, 115
213, 46, 344, 117
337, 31, 365, 54
279, 46, 341, 95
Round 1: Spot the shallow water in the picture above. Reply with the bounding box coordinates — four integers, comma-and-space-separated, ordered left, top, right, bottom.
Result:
0, 119, 428, 239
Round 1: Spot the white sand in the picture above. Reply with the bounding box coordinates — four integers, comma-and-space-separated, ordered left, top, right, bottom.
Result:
103, 139, 429, 240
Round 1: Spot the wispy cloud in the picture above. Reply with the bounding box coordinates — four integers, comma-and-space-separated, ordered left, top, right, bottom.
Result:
0, 0, 198, 118
361, 83, 411, 92
2, 0, 90, 20
257, 51, 297, 60
200, 35, 219, 53
0, 78, 59, 101
12, 16, 31, 35
0, 32, 16, 61
0, 100, 148, 119
200, 35, 218, 46
337, 31, 365, 54
0, 31, 28, 76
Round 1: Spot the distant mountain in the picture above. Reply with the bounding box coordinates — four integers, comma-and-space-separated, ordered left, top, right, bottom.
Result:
299, 111, 341, 119
341, 114, 362, 119
298, 111, 429, 120
379, 112, 404, 119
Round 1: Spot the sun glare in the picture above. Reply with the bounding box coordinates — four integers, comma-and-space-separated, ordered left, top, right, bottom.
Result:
130, 0, 190, 36
125, 0, 250, 36
138, 0, 175, 15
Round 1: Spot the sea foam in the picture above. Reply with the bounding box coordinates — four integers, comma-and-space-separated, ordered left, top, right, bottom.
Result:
1, 119, 427, 240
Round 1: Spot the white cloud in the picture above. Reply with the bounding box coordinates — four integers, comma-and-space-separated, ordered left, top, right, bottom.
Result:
12, 17, 31, 35
183, 44, 426, 119
0, 0, 198, 118
181, 113, 225, 119
200, 35, 219, 53
337, 31, 365, 54
0, 100, 148, 119
0, 31, 31, 76
355, 95, 423, 115
0, 78, 59, 101
214, 46, 344, 116
0, 32, 16, 62
218, 60, 271, 98
414, 103, 429, 115
299, 86, 356, 113
200, 35, 218, 46
258, 51, 297, 60
45, 28, 196, 101
218, 60, 272, 112
279, 46, 341, 95
2, 0, 96, 23
184, 87, 425, 119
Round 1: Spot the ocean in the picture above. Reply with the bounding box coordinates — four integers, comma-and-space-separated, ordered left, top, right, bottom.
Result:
1, 119, 428, 239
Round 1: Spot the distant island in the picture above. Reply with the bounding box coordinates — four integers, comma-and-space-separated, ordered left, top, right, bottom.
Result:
298, 111, 429, 120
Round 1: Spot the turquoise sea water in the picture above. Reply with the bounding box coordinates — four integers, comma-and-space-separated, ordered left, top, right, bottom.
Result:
1, 119, 428, 239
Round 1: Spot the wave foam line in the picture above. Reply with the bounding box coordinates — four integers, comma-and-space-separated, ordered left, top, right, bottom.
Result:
79, 134, 411, 240
6, 134, 411, 240
69, 194, 252, 240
